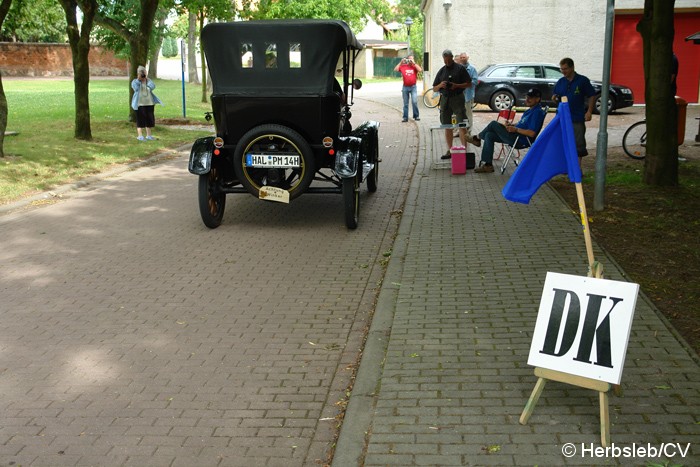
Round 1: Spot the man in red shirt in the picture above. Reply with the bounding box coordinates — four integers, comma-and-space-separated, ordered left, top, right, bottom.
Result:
394, 55, 423, 122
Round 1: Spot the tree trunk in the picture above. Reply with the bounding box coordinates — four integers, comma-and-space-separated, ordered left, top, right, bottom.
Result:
148, 17, 166, 79
0, 75, 6, 158
94, 0, 160, 122
187, 11, 199, 84
637, 0, 678, 186
127, 0, 160, 122
0, 0, 11, 157
199, 10, 207, 103
59, 0, 97, 140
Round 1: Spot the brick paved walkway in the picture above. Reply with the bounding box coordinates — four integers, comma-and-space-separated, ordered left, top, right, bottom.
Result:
1, 85, 698, 466
334, 88, 700, 466
0, 98, 415, 466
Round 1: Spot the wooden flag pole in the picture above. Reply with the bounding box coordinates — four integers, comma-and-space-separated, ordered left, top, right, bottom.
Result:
519, 98, 613, 446
560, 96, 603, 280
575, 182, 603, 279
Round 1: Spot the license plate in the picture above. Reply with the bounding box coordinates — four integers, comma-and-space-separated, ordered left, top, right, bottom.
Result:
245, 153, 300, 168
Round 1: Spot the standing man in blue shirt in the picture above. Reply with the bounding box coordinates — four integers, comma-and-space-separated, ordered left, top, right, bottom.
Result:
552, 58, 597, 166
457, 52, 479, 144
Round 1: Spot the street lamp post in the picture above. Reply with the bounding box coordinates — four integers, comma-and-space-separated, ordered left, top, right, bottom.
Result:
405, 17, 413, 56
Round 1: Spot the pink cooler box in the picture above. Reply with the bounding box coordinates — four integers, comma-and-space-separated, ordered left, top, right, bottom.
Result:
450, 145, 467, 175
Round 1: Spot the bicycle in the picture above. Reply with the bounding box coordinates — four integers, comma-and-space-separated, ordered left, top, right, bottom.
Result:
622, 120, 646, 160
422, 88, 478, 110
422, 89, 441, 108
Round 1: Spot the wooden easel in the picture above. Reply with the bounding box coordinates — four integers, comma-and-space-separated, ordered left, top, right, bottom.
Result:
520, 368, 612, 446
519, 165, 614, 446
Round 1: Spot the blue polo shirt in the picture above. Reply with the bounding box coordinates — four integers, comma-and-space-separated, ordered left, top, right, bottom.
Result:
462, 63, 478, 102
516, 105, 546, 135
553, 72, 596, 122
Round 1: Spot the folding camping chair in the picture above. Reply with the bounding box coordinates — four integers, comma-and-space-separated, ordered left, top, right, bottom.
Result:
499, 106, 549, 174
494, 107, 517, 160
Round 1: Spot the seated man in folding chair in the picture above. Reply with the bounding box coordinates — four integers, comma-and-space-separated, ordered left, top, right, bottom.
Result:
472, 88, 545, 173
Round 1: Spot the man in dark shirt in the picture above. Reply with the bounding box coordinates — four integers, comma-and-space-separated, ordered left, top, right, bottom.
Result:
432, 49, 471, 159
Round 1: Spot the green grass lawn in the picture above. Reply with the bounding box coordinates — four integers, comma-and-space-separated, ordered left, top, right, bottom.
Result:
1, 78, 214, 204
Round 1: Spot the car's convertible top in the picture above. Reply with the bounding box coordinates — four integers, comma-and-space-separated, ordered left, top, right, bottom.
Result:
202, 20, 364, 97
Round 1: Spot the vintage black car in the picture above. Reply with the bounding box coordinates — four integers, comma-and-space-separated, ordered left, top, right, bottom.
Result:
188, 20, 380, 229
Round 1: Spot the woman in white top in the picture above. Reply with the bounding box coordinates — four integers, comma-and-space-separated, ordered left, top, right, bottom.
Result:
130, 65, 163, 141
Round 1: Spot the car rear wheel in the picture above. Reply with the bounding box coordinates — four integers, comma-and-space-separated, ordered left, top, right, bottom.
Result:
489, 91, 514, 112
343, 173, 360, 229
198, 167, 226, 229
233, 124, 315, 200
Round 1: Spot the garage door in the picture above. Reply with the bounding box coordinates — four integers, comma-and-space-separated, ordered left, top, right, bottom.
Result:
612, 12, 700, 104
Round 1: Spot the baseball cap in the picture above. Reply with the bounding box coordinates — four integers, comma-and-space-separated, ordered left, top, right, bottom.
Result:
526, 88, 542, 98
442, 49, 453, 57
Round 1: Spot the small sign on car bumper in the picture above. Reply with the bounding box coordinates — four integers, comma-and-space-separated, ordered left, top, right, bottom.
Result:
259, 186, 290, 204
246, 153, 300, 168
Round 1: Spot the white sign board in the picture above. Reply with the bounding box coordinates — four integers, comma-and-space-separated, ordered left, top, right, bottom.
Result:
528, 272, 639, 385
259, 186, 290, 204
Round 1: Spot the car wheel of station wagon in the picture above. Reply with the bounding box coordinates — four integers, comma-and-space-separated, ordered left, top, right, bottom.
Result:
343, 174, 360, 229
366, 132, 379, 193
198, 167, 226, 228
233, 124, 315, 200
594, 95, 615, 114
489, 90, 514, 112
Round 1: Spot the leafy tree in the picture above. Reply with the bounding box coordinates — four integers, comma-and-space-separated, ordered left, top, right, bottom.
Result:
240, 0, 390, 33
176, 0, 233, 101
94, 0, 161, 121
637, 0, 678, 186
1, 0, 66, 42
392, 0, 423, 65
162, 36, 178, 58
57, 0, 98, 140
167, 11, 198, 83
0, 0, 12, 158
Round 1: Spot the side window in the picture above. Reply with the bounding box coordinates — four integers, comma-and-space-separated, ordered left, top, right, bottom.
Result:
289, 43, 301, 68
265, 43, 277, 69
488, 66, 517, 78
545, 66, 563, 79
241, 43, 253, 68
515, 66, 537, 78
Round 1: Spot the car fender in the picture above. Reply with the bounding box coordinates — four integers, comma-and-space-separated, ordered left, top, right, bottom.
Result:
351, 120, 380, 163
188, 136, 215, 175
334, 136, 363, 178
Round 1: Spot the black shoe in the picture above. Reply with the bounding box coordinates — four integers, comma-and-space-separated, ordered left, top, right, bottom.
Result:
402, 118, 408, 122
440, 151, 452, 160
414, 117, 420, 121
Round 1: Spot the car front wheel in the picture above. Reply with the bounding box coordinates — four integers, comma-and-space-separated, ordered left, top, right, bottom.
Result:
489, 91, 514, 112
198, 168, 226, 228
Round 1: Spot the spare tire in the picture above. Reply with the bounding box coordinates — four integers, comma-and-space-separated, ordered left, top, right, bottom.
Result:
233, 124, 315, 200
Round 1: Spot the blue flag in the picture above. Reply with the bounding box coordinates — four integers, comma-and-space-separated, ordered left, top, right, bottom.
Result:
502, 102, 582, 204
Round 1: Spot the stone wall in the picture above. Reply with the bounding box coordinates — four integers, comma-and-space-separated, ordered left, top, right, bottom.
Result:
0, 43, 128, 77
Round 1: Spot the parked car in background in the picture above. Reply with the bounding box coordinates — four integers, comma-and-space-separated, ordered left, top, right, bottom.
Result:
474, 62, 634, 113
